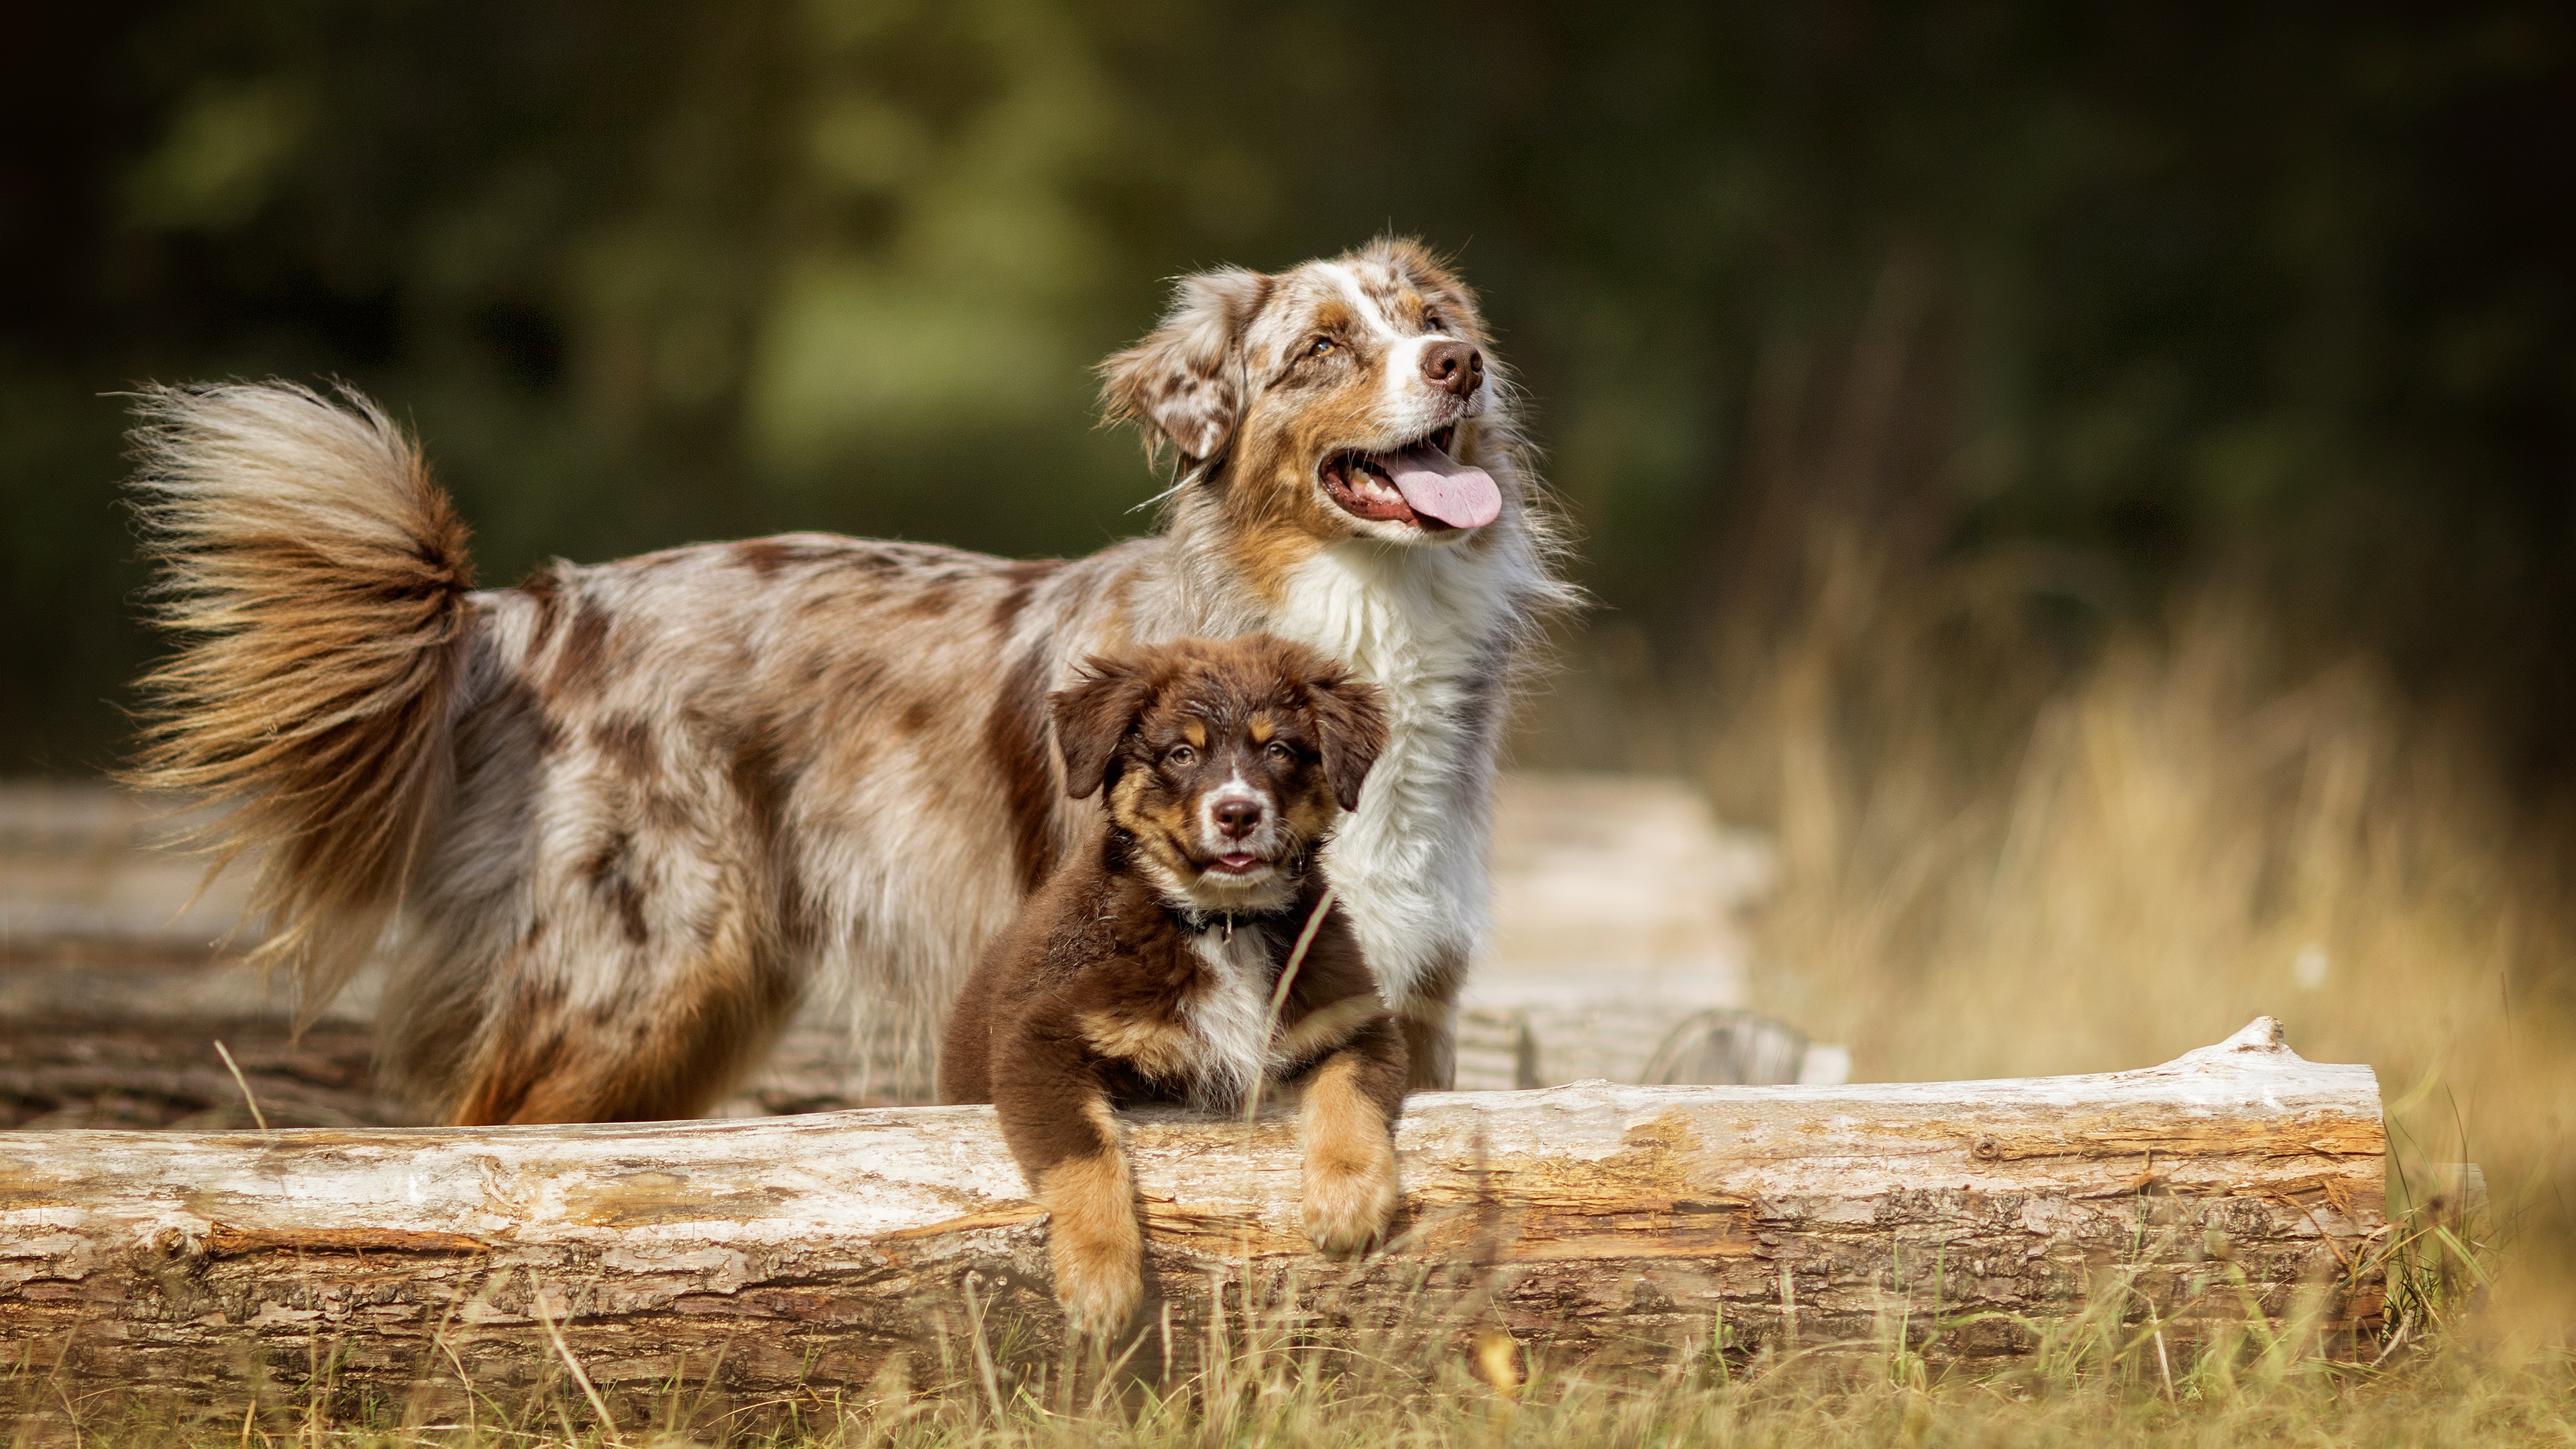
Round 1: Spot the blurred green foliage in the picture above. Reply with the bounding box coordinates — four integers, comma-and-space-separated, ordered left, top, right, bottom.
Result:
3, 1, 2570, 778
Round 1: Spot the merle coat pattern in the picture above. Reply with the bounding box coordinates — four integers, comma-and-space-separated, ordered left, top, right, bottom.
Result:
125, 237, 1571, 1122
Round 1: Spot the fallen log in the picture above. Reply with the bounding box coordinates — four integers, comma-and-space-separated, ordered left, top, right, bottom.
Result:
0, 1017, 2381, 1426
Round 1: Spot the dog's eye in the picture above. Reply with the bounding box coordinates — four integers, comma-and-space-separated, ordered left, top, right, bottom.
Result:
1165, 745, 1196, 767
1308, 337, 1334, 357
1265, 741, 1293, 763
1424, 311, 1445, 333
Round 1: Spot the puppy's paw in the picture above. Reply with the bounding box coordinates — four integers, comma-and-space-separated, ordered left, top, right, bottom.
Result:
1050, 1229, 1143, 1339
1039, 1151, 1144, 1339
1300, 1143, 1399, 1258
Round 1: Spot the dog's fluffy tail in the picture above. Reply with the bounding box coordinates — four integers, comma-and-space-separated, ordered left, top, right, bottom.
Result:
124, 382, 476, 1016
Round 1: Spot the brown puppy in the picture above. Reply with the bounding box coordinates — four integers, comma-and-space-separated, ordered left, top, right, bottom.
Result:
942, 635, 1407, 1338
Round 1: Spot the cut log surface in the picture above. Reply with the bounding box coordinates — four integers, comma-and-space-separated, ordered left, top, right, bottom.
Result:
0, 1017, 2381, 1418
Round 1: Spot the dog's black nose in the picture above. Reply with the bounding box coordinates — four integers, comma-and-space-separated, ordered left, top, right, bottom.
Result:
1213, 798, 1264, 839
1419, 339, 1483, 398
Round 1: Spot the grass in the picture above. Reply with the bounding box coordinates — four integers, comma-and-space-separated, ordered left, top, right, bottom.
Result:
15, 1294, 2572, 1446
1670, 566, 2576, 1341
15, 529, 2576, 1441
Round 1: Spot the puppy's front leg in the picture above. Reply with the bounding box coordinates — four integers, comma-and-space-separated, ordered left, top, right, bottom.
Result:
995, 1053, 1143, 1339
1297, 1016, 1407, 1256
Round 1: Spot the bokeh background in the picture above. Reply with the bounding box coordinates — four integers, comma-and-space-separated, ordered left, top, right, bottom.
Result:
5, 1, 2574, 1326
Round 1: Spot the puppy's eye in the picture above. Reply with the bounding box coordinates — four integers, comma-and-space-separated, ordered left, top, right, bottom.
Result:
1264, 741, 1293, 763
1424, 311, 1445, 333
1165, 745, 1197, 767
1309, 337, 1335, 357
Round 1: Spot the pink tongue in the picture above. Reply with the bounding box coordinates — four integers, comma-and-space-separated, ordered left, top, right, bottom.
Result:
1383, 444, 1501, 529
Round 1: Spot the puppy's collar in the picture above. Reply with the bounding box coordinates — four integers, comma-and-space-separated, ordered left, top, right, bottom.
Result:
1177, 905, 1256, 939
1173, 898, 1314, 941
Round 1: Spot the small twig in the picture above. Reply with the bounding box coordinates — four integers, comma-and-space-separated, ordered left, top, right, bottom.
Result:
1241, 886, 1339, 1125
211, 1040, 270, 1136
1263, 886, 1339, 1026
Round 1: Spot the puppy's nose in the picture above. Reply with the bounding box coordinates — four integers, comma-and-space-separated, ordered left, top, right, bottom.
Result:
1419, 339, 1483, 398
1213, 798, 1265, 839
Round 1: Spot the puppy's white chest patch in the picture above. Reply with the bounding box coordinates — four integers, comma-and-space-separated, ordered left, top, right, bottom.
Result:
1181, 923, 1277, 1110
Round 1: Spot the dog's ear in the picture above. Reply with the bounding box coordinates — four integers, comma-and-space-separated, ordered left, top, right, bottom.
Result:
1099, 268, 1269, 462
1301, 664, 1389, 812
1050, 655, 1158, 800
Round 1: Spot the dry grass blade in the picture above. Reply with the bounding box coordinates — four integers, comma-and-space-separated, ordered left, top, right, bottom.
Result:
210, 1038, 270, 1136
1650, 547, 2576, 1336
524, 1275, 620, 1444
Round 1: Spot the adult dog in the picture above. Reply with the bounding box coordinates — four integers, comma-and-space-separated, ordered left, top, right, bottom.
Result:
128, 237, 1570, 1124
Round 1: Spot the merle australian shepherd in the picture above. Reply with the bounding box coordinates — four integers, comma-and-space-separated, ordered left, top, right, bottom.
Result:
125, 237, 1570, 1123
941, 634, 1406, 1336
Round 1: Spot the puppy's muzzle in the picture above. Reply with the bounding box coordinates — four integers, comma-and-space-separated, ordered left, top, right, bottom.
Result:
1198, 779, 1284, 873
1213, 798, 1265, 841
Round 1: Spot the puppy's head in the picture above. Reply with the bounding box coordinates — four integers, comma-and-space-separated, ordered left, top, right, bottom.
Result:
1099, 237, 1515, 559
1051, 635, 1388, 914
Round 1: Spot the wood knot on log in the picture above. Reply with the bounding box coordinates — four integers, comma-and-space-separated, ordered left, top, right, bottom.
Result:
138, 1226, 207, 1264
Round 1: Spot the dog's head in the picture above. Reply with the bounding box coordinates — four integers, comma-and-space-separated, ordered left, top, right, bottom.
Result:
1051, 635, 1388, 914
1101, 237, 1514, 557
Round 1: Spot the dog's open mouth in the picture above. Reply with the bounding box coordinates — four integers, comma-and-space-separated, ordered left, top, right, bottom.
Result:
1320, 426, 1502, 531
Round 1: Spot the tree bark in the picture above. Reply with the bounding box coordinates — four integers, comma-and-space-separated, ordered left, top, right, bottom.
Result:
0, 1017, 2383, 1424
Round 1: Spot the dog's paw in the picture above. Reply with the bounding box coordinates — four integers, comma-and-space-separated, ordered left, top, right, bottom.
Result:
1040, 1152, 1145, 1339
1050, 1232, 1144, 1339
1300, 1148, 1399, 1258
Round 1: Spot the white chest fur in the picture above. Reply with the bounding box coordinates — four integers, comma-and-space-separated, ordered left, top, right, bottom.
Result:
1268, 541, 1522, 1006
1182, 922, 1279, 1110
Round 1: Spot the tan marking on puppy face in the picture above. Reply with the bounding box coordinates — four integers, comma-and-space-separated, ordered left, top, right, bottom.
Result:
1080, 1006, 1197, 1082
1275, 772, 1340, 854
1108, 765, 1210, 904
1248, 715, 1275, 745
1298, 1051, 1401, 1256
1037, 1097, 1143, 1338
1183, 719, 1207, 749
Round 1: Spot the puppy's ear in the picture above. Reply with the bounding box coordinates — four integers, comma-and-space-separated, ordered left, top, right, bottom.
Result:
1050, 655, 1157, 800
1302, 665, 1389, 812
1099, 268, 1269, 462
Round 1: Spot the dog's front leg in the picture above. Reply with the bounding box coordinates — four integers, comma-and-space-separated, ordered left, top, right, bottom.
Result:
996, 1053, 1144, 1340
1296, 1017, 1407, 1256
1393, 945, 1471, 1090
